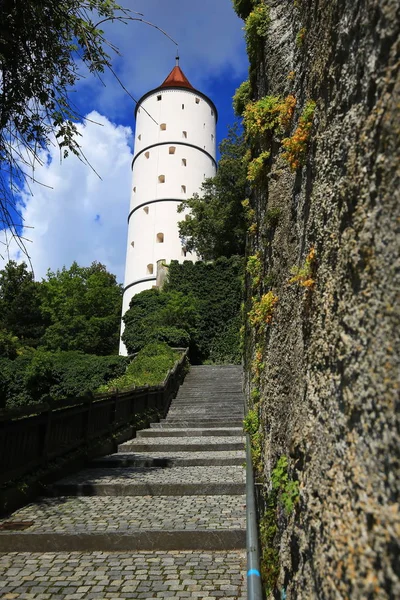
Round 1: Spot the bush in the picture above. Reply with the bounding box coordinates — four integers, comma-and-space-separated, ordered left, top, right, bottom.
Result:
0, 350, 129, 410
98, 343, 180, 391
232, 0, 255, 20
233, 80, 251, 117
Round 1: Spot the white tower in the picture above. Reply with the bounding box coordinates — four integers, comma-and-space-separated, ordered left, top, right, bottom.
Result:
119, 60, 217, 354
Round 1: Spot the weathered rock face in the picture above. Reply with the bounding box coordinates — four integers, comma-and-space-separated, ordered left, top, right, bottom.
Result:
243, 1, 399, 598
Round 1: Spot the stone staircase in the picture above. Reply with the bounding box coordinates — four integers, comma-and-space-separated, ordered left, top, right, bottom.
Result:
0, 365, 247, 599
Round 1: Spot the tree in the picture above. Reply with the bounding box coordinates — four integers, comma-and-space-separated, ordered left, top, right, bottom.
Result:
0, 260, 47, 347
177, 124, 249, 260
0, 1, 174, 255
40, 261, 123, 355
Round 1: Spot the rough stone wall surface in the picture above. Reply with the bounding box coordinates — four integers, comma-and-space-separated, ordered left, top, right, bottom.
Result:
245, 1, 400, 598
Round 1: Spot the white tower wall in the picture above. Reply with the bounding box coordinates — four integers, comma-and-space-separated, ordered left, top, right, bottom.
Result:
120, 74, 217, 354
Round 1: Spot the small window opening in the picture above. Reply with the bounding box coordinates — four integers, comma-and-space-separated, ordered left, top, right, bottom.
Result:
169, 146, 176, 154
195, 97, 200, 104
182, 131, 187, 139
157, 95, 162, 101
203, 123, 206, 129
133, 186, 136, 193
182, 104, 185, 109
181, 185, 186, 193
182, 247, 187, 257
158, 175, 165, 183
211, 110, 214, 116
182, 158, 187, 167
156, 232, 164, 243
143, 206, 149, 214
131, 241, 135, 248
160, 123, 167, 131
211, 134, 214, 141
147, 264, 154, 275
144, 151, 150, 159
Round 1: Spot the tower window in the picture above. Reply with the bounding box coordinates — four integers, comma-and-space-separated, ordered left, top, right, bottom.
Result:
169, 146, 176, 154
211, 110, 214, 116
160, 123, 167, 131
157, 95, 162, 101
156, 232, 164, 243
158, 175, 165, 183
195, 97, 200, 104
181, 185, 186, 193
138, 134, 141, 140
182, 104, 185, 109
211, 134, 214, 141
144, 151, 150, 159
182, 247, 187, 257
133, 186, 136, 193
182, 158, 187, 167
182, 131, 187, 139
131, 241, 135, 248
147, 264, 154, 275
143, 206, 149, 214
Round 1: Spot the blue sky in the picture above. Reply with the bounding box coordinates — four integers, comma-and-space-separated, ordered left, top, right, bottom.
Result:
1, 1, 248, 282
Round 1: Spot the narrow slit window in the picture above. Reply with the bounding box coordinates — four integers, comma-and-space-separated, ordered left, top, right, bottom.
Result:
211, 134, 214, 141
138, 134, 141, 140
143, 206, 149, 214
133, 186, 136, 193
182, 131, 187, 139
195, 97, 200, 104
182, 104, 185, 109
181, 185, 186, 193
169, 146, 176, 154
211, 110, 214, 116
156, 232, 164, 243
158, 175, 165, 183
157, 95, 162, 101
131, 241, 135, 248
182, 158, 187, 167
147, 264, 154, 275
181, 247, 187, 257
144, 151, 150, 159
160, 123, 167, 131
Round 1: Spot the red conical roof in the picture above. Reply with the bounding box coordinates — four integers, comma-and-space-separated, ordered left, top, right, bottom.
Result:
161, 66, 194, 90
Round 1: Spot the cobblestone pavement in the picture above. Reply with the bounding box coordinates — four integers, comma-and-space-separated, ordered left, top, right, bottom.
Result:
55, 466, 245, 487
0, 496, 246, 533
0, 550, 247, 599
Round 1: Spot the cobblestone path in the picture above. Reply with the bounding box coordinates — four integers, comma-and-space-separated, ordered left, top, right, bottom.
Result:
0, 366, 246, 599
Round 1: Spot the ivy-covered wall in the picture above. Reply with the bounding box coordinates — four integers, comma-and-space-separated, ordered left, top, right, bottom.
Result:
236, 0, 399, 598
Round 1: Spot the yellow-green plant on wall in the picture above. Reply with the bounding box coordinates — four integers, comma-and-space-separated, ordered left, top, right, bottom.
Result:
288, 246, 316, 287
296, 27, 307, 47
247, 151, 271, 183
245, 3, 271, 62
243, 94, 296, 142
233, 79, 251, 117
246, 252, 263, 288
248, 292, 278, 330
282, 100, 316, 170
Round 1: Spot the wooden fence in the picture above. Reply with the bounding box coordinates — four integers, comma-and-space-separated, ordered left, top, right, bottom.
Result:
0, 349, 188, 486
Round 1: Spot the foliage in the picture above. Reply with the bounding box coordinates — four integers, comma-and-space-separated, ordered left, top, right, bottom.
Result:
282, 100, 316, 170
178, 124, 248, 260
40, 261, 123, 355
233, 80, 251, 117
248, 292, 278, 330
243, 95, 296, 142
97, 343, 179, 391
247, 151, 270, 183
122, 288, 197, 355
296, 27, 307, 47
271, 455, 300, 515
0, 329, 20, 359
0, 0, 131, 243
246, 252, 263, 288
251, 345, 265, 382
265, 207, 282, 228
244, 407, 259, 435
165, 256, 244, 363
244, 3, 271, 63
0, 261, 47, 348
232, 0, 255, 20
0, 350, 128, 409
288, 246, 316, 287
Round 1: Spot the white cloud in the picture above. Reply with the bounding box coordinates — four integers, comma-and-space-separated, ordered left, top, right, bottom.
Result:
1, 112, 133, 282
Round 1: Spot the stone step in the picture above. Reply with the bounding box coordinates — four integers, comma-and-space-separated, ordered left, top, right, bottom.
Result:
90, 451, 245, 468
136, 427, 243, 438
0, 495, 246, 552
119, 436, 244, 453
51, 466, 245, 497
153, 419, 244, 428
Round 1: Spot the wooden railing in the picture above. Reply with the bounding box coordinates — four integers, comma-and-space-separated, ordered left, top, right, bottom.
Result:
0, 349, 188, 486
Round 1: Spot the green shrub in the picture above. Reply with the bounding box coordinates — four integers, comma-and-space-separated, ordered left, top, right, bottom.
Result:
0, 351, 129, 410
232, 0, 255, 20
209, 316, 242, 364
233, 80, 251, 117
245, 3, 270, 63
98, 343, 179, 391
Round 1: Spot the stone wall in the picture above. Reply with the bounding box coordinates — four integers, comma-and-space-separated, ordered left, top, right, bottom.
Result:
243, 1, 399, 598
